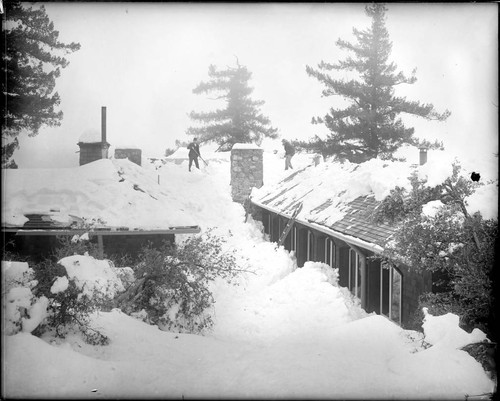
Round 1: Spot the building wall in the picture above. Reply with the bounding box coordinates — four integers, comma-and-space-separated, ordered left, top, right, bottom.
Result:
78, 143, 110, 166
230, 146, 263, 203
254, 206, 433, 328
399, 263, 432, 324
3, 232, 174, 263
114, 148, 142, 166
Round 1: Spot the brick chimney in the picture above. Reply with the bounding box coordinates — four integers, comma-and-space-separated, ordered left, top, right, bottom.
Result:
77, 106, 110, 166
101, 107, 107, 143
101, 106, 109, 159
419, 147, 427, 165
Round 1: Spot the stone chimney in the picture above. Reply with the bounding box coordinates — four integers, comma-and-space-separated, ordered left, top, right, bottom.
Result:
419, 147, 428, 165
230, 144, 263, 203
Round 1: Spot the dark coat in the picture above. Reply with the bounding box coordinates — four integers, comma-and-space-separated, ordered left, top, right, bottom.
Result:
187, 142, 200, 158
283, 141, 295, 156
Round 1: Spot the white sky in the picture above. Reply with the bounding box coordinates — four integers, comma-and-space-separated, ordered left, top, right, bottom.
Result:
13, 2, 498, 171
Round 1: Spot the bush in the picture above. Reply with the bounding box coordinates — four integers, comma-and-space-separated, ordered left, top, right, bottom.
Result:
30, 257, 116, 345
116, 229, 250, 334
377, 162, 497, 339
2, 234, 121, 345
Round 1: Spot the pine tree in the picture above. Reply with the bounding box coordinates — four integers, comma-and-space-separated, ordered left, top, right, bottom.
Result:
304, 3, 450, 163
2, 1, 81, 168
187, 61, 278, 151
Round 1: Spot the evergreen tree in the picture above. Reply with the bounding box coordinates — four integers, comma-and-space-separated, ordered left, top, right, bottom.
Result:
187, 61, 278, 151
2, 1, 81, 168
304, 3, 450, 163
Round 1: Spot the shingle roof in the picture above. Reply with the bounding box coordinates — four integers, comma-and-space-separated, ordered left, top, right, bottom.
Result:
327, 195, 394, 247
251, 160, 403, 249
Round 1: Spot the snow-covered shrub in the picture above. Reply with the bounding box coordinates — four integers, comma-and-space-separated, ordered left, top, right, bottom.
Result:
31, 254, 124, 344
116, 229, 248, 334
2, 261, 42, 335
1, 233, 126, 344
376, 162, 497, 338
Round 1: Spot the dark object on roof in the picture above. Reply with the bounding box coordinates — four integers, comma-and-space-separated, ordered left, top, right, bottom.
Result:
471, 172, 480, 182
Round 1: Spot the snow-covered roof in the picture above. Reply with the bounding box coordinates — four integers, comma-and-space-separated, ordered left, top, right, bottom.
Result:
232, 143, 262, 150
2, 158, 199, 230
251, 158, 414, 249
78, 129, 103, 144
251, 154, 498, 249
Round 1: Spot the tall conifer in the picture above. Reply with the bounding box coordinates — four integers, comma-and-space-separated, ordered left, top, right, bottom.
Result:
2, 1, 81, 168
187, 61, 277, 151
304, 3, 450, 162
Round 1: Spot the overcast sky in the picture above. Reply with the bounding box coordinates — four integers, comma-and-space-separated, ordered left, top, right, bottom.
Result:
13, 2, 498, 175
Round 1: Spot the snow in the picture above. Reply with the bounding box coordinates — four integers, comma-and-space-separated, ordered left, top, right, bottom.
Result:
2, 158, 198, 229
252, 156, 414, 226
2, 261, 32, 284
1, 147, 496, 399
466, 181, 498, 220
59, 254, 124, 298
232, 143, 262, 150
422, 200, 445, 218
21, 296, 49, 334
50, 276, 69, 294
78, 128, 101, 143
422, 308, 488, 350
417, 151, 457, 187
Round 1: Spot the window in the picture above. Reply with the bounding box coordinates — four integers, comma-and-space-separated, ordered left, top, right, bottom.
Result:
307, 231, 314, 260
324, 238, 336, 268
380, 262, 402, 325
348, 249, 361, 299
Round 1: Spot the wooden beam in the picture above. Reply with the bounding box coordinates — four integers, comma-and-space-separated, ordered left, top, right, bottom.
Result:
2, 226, 201, 236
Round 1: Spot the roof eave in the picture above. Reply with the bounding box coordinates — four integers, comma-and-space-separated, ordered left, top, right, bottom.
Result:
1, 226, 202, 236
252, 200, 384, 254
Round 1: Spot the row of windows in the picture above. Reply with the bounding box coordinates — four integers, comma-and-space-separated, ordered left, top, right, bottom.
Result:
264, 212, 402, 325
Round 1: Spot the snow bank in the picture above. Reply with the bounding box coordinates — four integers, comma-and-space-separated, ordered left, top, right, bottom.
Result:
422, 308, 488, 349
211, 261, 369, 343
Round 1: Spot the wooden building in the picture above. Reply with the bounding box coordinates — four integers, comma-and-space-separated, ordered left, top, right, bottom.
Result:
241, 147, 433, 328
251, 194, 431, 327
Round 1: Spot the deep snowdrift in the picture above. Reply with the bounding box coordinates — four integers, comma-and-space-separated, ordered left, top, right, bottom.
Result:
2, 147, 496, 399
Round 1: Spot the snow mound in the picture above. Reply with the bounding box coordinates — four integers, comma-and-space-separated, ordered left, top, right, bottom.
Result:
422, 308, 488, 349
